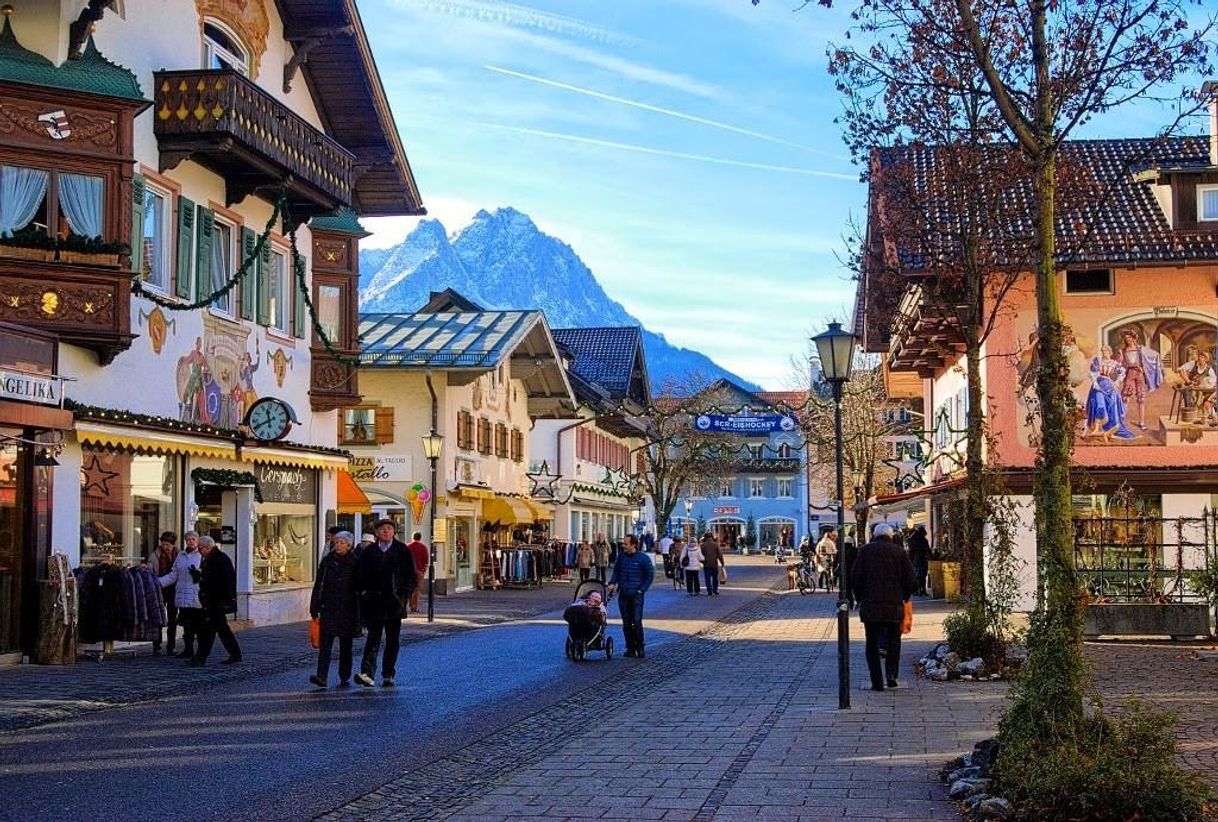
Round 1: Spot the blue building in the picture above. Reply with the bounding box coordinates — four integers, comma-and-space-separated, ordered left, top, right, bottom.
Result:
671, 380, 808, 551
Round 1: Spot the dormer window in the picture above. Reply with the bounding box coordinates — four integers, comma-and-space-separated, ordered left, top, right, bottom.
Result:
202, 22, 249, 75
1198, 184, 1218, 221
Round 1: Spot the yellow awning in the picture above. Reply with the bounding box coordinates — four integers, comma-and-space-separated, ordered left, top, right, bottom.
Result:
481, 495, 534, 524
455, 485, 495, 500
241, 445, 350, 471
523, 498, 554, 520
76, 422, 237, 460
337, 470, 372, 515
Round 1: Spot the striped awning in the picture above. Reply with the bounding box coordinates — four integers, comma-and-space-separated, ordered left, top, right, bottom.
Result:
76, 422, 237, 460
241, 445, 350, 471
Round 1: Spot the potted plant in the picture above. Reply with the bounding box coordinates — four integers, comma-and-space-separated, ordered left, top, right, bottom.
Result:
58, 234, 124, 266
0, 229, 56, 262
742, 512, 757, 555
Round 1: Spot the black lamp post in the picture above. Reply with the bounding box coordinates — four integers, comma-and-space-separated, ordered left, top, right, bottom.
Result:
684, 497, 694, 541
421, 429, 444, 624
812, 320, 857, 710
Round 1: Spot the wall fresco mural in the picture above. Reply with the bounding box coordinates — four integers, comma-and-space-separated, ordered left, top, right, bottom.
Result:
176, 315, 259, 428
1015, 307, 1217, 447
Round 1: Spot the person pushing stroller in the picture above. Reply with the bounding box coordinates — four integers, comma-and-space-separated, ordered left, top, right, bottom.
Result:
563, 584, 613, 660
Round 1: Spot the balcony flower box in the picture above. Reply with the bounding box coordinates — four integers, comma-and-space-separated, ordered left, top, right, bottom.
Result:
0, 244, 55, 263
59, 250, 120, 267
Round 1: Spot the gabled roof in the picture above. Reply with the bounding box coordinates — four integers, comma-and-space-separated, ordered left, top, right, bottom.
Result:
420, 289, 484, 313
551, 326, 650, 404
0, 18, 146, 105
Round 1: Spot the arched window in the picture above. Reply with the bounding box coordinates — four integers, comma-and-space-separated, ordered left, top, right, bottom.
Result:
202, 21, 249, 75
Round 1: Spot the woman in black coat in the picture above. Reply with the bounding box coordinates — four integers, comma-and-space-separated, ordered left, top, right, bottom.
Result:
309, 531, 361, 688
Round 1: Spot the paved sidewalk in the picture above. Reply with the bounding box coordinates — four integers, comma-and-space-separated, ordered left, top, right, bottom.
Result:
0, 577, 583, 732
323, 593, 1006, 821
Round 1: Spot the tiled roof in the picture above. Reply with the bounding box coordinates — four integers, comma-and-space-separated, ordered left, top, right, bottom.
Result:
359, 310, 541, 368
310, 209, 369, 237
552, 327, 643, 398
875, 136, 1218, 270
0, 19, 145, 103
756, 391, 807, 409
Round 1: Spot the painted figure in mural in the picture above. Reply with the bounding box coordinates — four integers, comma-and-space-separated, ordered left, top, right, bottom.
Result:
1177, 349, 1218, 424
240, 338, 260, 407
179, 337, 207, 423
1118, 329, 1164, 431
1084, 345, 1134, 441
1062, 328, 1091, 408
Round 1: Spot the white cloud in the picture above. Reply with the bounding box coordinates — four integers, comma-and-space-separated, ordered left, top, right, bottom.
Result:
391, 0, 636, 47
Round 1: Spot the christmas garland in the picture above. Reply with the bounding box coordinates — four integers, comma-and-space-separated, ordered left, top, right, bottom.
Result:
191, 467, 264, 503
67, 399, 242, 441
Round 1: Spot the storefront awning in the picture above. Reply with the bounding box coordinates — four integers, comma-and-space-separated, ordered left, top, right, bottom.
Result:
454, 484, 495, 500
337, 470, 372, 515
76, 422, 237, 460
523, 497, 553, 521
482, 495, 535, 524
240, 445, 350, 471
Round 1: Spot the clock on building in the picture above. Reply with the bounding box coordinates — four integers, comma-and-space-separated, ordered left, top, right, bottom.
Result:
243, 397, 298, 442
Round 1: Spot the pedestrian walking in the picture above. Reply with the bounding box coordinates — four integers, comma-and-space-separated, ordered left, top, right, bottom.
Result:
842, 536, 859, 609
815, 528, 838, 590
191, 536, 241, 667
669, 536, 686, 588
576, 540, 595, 582
592, 534, 611, 582
907, 524, 931, 596
850, 523, 916, 691
145, 531, 179, 656
658, 534, 673, 578
354, 518, 417, 687
156, 531, 202, 658
679, 537, 704, 595
405, 531, 429, 613
700, 532, 725, 596
310, 531, 361, 688
608, 534, 653, 658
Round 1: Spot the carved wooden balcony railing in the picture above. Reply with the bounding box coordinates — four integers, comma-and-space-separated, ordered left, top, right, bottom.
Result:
153, 69, 356, 224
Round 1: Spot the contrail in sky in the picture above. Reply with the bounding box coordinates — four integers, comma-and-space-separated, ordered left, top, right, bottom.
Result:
485, 65, 846, 161
483, 123, 858, 179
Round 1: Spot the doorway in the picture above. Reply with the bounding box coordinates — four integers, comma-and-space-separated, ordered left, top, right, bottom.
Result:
709, 518, 744, 550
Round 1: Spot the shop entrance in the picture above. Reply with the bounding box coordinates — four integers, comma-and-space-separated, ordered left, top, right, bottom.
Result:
452, 517, 473, 590
709, 518, 744, 550
759, 518, 796, 553
0, 434, 51, 657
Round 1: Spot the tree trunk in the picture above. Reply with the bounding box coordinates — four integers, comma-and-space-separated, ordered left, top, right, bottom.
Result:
963, 334, 987, 619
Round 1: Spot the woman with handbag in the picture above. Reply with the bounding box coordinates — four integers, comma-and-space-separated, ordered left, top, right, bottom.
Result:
680, 537, 704, 595
309, 531, 361, 688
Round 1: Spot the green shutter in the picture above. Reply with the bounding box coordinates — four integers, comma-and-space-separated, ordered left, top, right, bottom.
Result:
174, 195, 195, 299
240, 227, 256, 320
256, 241, 272, 326
292, 252, 306, 339
130, 175, 146, 275
194, 206, 214, 302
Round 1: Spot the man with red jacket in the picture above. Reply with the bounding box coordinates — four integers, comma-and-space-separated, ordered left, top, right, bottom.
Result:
405, 531, 429, 614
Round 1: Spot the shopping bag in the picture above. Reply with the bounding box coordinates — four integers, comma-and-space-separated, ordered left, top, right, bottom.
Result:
309, 617, 321, 649
719, 566, 728, 585
901, 600, 913, 635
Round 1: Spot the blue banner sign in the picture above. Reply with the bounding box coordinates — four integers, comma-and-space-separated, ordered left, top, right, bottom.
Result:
694, 414, 797, 434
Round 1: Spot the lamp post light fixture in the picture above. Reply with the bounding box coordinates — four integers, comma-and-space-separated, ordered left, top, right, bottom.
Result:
684, 497, 694, 541
811, 320, 858, 710
421, 429, 444, 624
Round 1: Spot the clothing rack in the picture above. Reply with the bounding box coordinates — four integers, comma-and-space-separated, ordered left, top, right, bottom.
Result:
73, 561, 166, 660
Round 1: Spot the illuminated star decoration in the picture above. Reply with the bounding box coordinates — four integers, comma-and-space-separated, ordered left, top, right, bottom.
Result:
81, 453, 120, 498
527, 460, 561, 498
602, 467, 631, 495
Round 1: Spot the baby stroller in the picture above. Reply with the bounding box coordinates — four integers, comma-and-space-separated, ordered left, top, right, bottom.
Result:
564, 580, 615, 661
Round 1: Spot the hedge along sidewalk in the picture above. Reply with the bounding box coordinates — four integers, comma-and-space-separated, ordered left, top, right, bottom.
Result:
0, 579, 582, 733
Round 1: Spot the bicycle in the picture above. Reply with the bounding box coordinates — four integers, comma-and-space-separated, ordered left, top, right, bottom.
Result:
795, 560, 816, 595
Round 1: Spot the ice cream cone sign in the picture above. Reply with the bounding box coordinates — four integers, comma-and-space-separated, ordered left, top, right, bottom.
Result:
407, 482, 431, 522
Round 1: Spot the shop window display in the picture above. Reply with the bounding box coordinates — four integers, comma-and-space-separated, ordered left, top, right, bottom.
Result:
254, 511, 315, 586
80, 449, 179, 566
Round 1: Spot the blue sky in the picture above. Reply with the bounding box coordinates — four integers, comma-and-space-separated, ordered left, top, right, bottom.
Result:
357, 0, 862, 389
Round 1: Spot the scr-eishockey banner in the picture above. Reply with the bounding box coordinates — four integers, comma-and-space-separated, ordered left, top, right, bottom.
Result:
694, 414, 797, 434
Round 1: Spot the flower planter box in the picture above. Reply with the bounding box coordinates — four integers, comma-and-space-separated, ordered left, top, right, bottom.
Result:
1083, 602, 1213, 640
60, 251, 120, 267
0, 245, 54, 263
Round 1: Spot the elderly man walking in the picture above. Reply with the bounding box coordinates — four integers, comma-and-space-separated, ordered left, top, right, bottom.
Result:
191, 536, 241, 667
850, 523, 916, 691
355, 518, 416, 687
608, 534, 654, 658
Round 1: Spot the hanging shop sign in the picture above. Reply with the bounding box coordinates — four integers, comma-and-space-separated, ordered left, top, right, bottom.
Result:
349, 453, 412, 483
257, 463, 317, 504
713, 506, 740, 515
0, 367, 65, 407
694, 414, 797, 434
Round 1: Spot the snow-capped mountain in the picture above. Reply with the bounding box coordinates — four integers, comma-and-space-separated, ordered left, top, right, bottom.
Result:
358, 207, 759, 390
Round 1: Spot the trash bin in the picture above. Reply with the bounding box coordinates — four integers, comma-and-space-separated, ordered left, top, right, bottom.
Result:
927, 559, 945, 599
942, 561, 962, 601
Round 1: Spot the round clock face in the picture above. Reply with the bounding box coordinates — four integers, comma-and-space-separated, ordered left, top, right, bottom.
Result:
246, 398, 293, 441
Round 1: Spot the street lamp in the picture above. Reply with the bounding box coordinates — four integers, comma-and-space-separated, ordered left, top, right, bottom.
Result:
684, 497, 694, 540
421, 429, 444, 623
812, 320, 857, 710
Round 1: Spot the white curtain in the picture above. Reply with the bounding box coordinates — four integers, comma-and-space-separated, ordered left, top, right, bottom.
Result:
0, 165, 49, 238
58, 172, 103, 238
212, 223, 231, 310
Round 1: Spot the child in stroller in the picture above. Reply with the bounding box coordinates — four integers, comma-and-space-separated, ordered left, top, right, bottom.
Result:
563, 581, 615, 661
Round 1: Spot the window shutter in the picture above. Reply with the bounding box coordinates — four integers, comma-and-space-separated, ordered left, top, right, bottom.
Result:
257, 242, 272, 326
194, 205, 214, 302
130, 175, 146, 275
374, 406, 394, 444
292, 253, 307, 339
240, 227, 257, 320
175, 195, 196, 299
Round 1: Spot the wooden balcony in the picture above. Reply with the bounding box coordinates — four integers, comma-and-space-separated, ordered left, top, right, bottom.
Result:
153, 69, 356, 225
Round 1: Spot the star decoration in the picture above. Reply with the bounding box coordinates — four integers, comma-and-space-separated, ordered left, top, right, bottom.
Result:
81, 453, 120, 498
601, 466, 632, 495
527, 460, 561, 498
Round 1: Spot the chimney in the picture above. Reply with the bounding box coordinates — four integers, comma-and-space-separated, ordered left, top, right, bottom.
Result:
1205, 81, 1218, 166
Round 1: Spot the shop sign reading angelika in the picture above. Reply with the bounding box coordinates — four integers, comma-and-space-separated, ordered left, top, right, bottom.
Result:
350, 453, 412, 483
0, 367, 64, 407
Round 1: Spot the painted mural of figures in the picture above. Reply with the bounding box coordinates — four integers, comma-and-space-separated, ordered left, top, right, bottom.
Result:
1083, 346, 1134, 441
234, 338, 260, 426
178, 337, 207, 423
1177, 349, 1218, 424
1062, 328, 1092, 409
1118, 329, 1164, 431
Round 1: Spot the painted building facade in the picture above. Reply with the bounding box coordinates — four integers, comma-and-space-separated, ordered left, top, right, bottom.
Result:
0, 0, 423, 648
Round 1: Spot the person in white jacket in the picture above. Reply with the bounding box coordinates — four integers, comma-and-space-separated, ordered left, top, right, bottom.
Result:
680, 539, 705, 596
157, 531, 203, 658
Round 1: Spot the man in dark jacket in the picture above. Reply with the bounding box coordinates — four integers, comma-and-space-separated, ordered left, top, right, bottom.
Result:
907, 525, 931, 596
405, 531, 429, 614
850, 523, 916, 691
354, 518, 416, 687
608, 534, 654, 658
841, 537, 860, 610
190, 536, 241, 667
700, 533, 724, 596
